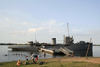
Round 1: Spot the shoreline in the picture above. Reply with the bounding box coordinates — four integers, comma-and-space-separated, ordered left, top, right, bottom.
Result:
43, 57, 100, 64
1, 57, 100, 67
1, 57, 100, 63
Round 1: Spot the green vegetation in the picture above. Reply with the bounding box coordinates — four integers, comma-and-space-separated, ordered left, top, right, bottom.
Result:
0, 58, 100, 67
93, 45, 100, 46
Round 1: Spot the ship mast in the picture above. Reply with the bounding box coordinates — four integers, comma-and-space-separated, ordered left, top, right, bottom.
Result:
67, 23, 69, 36
35, 34, 36, 43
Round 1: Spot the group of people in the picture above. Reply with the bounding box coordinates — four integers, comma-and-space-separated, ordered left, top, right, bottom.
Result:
16, 53, 39, 66
17, 59, 29, 66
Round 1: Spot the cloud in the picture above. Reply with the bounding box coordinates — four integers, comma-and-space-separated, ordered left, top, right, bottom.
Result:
58, 23, 64, 26
72, 29, 81, 32
5, 18, 16, 24
13, 27, 47, 35
21, 21, 35, 26
43, 19, 64, 26
86, 33, 90, 34
21, 22, 27, 25
28, 28, 36, 32
13, 31, 27, 37
49, 27, 66, 35
43, 19, 56, 25
13, 34, 16, 37
49, 30, 55, 34
87, 30, 100, 37
5, 18, 11, 21
0, 24, 9, 28
13, 26, 65, 36
14, 31, 26, 34
28, 27, 47, 32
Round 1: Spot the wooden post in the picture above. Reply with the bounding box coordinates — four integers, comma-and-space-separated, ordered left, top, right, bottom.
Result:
85, 38, 92, 59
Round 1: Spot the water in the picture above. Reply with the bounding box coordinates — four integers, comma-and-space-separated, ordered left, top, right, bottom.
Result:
0, 45, 99, 62
0, 45, 63, 62
93, 46, 100, 57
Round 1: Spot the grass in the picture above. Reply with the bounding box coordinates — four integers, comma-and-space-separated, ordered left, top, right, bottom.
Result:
0, 57, 100, 67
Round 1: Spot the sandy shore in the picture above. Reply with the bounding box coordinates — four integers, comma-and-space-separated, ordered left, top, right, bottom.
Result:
42, 57, 100, 64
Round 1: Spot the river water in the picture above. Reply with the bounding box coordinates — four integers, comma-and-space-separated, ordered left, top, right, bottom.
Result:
0, 45, 99, 62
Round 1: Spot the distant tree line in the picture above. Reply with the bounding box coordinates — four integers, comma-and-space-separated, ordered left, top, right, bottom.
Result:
0, 43, 17, 45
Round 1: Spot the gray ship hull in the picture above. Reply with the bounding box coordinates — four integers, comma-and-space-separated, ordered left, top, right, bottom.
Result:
65, 44, 92, 51
44, 43, 92, 51
44, 43, 93, 56
8, 45, 39, 51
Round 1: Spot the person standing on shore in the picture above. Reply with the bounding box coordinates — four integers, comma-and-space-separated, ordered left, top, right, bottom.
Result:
36, 55, 38, 62
31, 53, 35, 63
44, 52, 46, 58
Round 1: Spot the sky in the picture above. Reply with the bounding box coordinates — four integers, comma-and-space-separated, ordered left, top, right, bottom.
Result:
0, 0, 100, 44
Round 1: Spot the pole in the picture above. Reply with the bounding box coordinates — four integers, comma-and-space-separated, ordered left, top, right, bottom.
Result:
67, 23, 69, 36
63, 35, 65, 44
85, 38, 92, 59
35, 34, 36, 43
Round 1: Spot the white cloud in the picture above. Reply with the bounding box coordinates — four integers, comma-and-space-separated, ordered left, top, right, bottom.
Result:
43, 19, 64, 26
22, 31, 25, 33
14, 31, 20, 33
49, 27, 66, 35
86, 33, 90, 34
13, 31, 27, 37
21, 21, 35, 26
0, 24, 9, 28
5, 18, 16, 24
72, 29, 81, 32
49, 30, 54, 33
88, 30, 100, 37
14, 31, 26, 34
5, 18, 11, 21
43, 19, 56, 25
13, 34, 16, 37
58, 23, 64, 26
28, 28, 36, 32
21, 22, 27, 25
28, 27, 47, 32
13, 27, 47, 35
